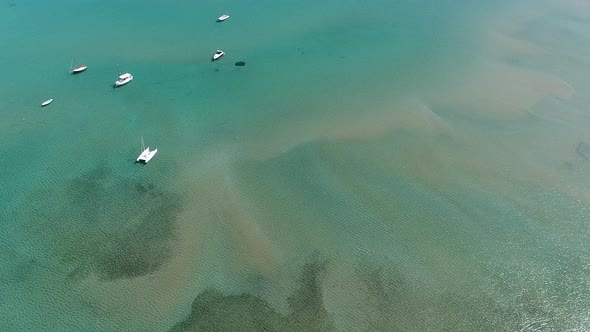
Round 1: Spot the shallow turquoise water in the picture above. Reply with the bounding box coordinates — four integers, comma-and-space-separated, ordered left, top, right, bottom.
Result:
3, 0, 590, 330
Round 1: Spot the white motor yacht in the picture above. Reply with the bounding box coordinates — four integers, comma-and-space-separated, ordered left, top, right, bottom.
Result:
212, 50, 225, 61
217, 14, 230, 22
114, 73, 133, 87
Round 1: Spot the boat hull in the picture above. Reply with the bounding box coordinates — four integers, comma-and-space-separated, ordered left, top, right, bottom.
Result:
137, 148, 158, 163
72, 66, 88, 74
114, 77, 133, 87
41, 99, 53, 107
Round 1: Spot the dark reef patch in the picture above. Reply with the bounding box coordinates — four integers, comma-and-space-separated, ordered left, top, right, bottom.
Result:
169, 254, 334, 332
25, 165, 182, 281
170, 290, 283, 332
234, 61, 246, 67
575, 141, 590, 160
563, 141, 590, 172
284, 255, 333, 331
353, 262, 413, 331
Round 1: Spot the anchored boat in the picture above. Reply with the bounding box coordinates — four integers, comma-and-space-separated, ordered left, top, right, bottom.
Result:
72, 65, 88, 74
114, 72, 133, 87
70, 58, 88, 74
136, 137, 157, 164
212, 50, 225, 61
41, 99, 53, 107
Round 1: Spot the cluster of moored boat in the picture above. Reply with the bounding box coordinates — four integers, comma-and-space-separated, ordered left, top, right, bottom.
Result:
40, 64, 133, 107
40, 13, 233, 164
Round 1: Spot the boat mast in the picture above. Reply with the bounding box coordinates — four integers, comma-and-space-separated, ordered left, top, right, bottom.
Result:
141, 137, 145, 151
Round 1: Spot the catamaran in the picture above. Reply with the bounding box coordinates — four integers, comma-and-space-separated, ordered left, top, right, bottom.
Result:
136, 137, 157, 164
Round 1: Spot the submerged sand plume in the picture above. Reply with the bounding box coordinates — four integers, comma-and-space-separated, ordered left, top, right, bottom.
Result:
426, 61, 573, 118
242, 97, 451, 160
204, 171, 281, 279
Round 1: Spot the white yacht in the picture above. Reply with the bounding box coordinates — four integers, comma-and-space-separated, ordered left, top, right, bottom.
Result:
114, 72, 133, 87
70, 58, 88, 74
41, 99, 53, 107
212, 50, 225, 61
136, 137, 157, 164
217, 14, 230, 22
72, 65, 88, 74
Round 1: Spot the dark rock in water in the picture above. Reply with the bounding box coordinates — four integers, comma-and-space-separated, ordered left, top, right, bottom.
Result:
576, 142, 590, 160
235, 61, 246, 67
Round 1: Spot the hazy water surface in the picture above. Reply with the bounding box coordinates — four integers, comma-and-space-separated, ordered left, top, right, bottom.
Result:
2, 0, 590, 330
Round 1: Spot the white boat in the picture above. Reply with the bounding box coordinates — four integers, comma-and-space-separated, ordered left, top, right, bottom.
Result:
217, 14, 230, 22
70, 58, 88, 74
72, 65, 88, 74
41, 99, 53, 107
114, 72, 133, 87
212, 50, 225, 61
136, 137, 157, 164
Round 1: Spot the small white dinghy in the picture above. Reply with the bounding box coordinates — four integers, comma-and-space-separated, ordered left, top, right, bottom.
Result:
217, 14, 230, 22
212, 50, 225, 61
41, 99, 53, 107
136, 137, 157, 164
114, 72, 133, 87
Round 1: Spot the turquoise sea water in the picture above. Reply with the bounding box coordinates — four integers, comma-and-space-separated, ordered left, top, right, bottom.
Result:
3, 0, 590, 330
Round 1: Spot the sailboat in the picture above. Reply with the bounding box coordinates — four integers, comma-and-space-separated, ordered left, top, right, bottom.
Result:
136, 137, 157, 163
70, 58, 88, 74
